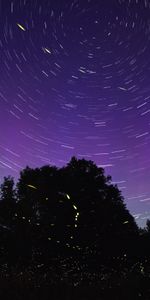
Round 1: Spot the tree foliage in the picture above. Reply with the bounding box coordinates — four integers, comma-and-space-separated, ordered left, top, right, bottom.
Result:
0, 157, 139, 264
0, 176, 16, 225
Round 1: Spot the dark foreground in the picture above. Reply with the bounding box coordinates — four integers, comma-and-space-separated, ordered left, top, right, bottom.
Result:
1, 255, 150, 300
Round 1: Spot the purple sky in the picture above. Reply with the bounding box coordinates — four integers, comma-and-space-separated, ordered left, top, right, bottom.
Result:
0, 0, 150, 227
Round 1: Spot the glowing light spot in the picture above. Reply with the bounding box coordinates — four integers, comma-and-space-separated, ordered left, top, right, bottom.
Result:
37, 264, 44, 268
75, 212, 80, 221
118, 86, 127, 91
73, 205, 77, 210
17, 23, 26, 31
27, 184, 37, 190
43, 48, 51, 54
66, 194, 70, 199
123, 221, 129, 224
48, 237, 51, 240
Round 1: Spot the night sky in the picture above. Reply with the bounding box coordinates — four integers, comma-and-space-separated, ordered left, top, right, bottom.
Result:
0, 0, 150, 227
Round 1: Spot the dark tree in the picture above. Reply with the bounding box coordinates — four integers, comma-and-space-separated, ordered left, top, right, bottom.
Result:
0, 176, 16, 226
0, 176, 16, 263
146, 219, 150, 233
0, 157, 139, 265
15, 165, 75, 259
59, 157, 138, 252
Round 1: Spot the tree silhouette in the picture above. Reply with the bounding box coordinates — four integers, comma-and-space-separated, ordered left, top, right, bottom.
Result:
0, 176, 16, 226
146, 219, 150, 233
15, 165, 76, 259
58, 157, 138, 255
0, 157, 139, 265
0, 176, 16, 263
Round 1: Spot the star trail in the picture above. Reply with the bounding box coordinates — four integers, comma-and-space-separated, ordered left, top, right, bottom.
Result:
0, 0, 150, 227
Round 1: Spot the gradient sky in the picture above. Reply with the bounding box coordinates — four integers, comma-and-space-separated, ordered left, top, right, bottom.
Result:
0, 0, 150, 227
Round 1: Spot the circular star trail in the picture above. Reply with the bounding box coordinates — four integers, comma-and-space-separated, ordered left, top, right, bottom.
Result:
0, 0, 150, 227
